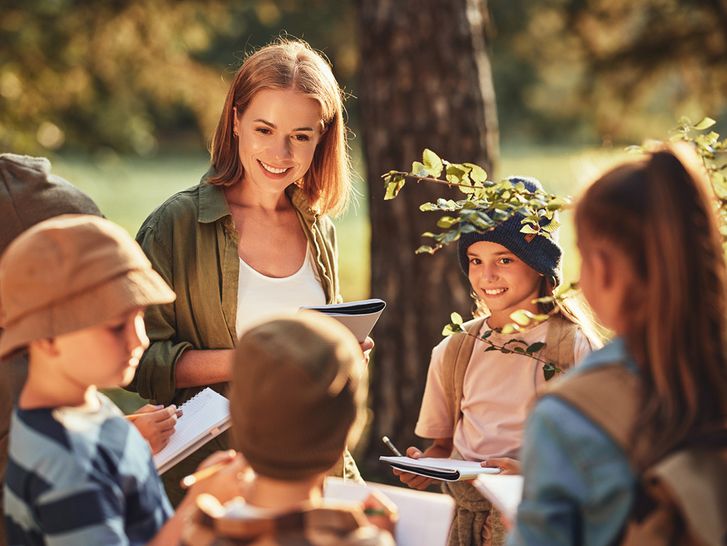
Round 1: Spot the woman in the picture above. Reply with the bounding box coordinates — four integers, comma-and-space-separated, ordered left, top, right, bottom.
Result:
133, 39, 364, 505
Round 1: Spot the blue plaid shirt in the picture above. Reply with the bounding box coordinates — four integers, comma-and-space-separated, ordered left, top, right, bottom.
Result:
507, 338, 637, 546
4, 392, 172, 545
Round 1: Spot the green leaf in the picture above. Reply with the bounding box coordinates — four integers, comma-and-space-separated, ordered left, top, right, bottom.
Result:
415, 245, 438, 255
526, 341, 546, 354
543, 363, 556, 381
509, 309, 533, 326
384, 180, 406, 200
422, 149, 444, 178
694, 117, 717, 130
481, 330, 493, 339
501, 323, 520, 334
412, 161, 428, 177
520, 225, 539, 235
450, 312, 463, 325
484, 345, 499, 352
437, 216, 458, 228
463, 163, 487, 183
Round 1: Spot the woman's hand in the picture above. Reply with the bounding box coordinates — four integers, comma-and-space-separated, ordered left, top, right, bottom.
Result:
360, 336, 374, 366
481, 457, 521, 475
127, 404, 180, 454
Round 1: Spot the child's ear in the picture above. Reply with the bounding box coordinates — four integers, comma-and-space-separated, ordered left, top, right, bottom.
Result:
31, 338, 60, 357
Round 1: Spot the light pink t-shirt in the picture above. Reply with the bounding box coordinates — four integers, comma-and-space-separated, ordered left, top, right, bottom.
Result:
415, 318, 593, 461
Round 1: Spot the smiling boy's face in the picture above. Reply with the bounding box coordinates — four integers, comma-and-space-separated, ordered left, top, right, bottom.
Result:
466, 241, 542, 326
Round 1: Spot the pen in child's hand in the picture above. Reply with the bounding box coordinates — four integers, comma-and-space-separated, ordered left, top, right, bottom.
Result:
382, 436, 403, 457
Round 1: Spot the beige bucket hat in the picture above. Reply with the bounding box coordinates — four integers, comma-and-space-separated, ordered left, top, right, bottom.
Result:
0, 214, 175, 357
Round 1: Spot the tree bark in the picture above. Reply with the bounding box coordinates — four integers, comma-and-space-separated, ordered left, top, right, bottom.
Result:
355, 0, 499, 478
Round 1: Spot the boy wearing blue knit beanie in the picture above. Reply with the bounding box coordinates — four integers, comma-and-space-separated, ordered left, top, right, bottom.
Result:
395, 177, 599, 546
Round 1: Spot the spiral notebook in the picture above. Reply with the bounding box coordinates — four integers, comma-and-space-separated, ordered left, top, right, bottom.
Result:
379, 456, 500, 481
153, 388, 231, 474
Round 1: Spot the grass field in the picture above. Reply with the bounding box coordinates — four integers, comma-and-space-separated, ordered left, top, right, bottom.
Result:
52, 146, 628, 412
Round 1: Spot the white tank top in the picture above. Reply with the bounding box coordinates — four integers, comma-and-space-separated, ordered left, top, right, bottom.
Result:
235, 245, 326, 337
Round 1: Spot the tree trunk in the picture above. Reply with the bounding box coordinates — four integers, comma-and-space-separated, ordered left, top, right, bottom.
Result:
355, 0, 499, 479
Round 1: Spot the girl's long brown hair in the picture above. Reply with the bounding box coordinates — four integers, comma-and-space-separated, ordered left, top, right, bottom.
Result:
575, 145, 727, 465
209, 38, 351, 216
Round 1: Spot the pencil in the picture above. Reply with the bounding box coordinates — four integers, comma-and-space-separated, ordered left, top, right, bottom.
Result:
382, 436, 403, 457
179, 460, 231, 489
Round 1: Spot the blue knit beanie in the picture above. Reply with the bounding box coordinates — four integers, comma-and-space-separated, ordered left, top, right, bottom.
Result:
457, 176, 562, 284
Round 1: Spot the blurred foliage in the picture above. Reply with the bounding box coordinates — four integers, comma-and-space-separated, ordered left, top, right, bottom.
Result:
0, 0, 358, 155
490, 0, 727, 144
2, 0, 726, 154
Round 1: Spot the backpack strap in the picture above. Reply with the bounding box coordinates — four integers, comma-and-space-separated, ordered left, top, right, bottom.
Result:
441, 317, 487, 434
544, 363, 641, 457
538, 312, 580, 374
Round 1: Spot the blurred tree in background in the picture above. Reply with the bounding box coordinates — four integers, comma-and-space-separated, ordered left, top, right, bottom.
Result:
491, 0, 727, 143
2, 0, 725, 154
355, 0, 498, 476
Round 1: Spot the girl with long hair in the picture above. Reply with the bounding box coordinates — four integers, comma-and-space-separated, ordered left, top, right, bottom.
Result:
508, 145, 727, 545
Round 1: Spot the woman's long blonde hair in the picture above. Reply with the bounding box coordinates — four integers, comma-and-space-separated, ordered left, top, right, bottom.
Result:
209, 38, 351, 216
575, 145, 727, 465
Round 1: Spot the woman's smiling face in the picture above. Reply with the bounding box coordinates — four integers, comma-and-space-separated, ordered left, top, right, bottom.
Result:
234, 88, 324, 195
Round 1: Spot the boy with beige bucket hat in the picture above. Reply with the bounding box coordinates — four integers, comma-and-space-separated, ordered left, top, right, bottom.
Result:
0, 214, 243, 545
0, 153, 189, 545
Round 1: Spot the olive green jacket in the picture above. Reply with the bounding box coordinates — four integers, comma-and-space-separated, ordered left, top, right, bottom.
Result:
133, 180, 340, 407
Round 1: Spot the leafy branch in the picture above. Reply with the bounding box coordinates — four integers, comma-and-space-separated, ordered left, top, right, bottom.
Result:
382, 149, 569, 255
443, 312, 562, 381
629, 116, 727, 245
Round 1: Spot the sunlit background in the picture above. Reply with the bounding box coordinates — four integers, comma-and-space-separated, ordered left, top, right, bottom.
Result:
3, 0, 726, 415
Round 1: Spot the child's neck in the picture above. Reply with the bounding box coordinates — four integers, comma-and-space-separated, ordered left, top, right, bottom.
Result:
242, 473, 324, 512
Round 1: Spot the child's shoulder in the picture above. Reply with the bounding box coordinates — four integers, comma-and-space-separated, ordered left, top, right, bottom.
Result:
10, 394, 149, 486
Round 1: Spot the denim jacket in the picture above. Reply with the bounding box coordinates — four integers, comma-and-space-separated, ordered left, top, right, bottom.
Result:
507, 338, 638, 546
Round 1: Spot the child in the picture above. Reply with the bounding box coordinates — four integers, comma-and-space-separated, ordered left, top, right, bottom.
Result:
397, 177, 597, 546
182, 311, 396, 545
0, 153, 180, 546
0, 215, 240, 545
132, 38, 366, 505
507, 146, 727, 545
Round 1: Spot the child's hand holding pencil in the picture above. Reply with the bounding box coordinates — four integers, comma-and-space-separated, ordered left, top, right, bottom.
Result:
180, 450, 249, 504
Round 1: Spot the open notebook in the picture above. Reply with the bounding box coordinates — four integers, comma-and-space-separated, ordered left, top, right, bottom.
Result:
301, 298, 386, 342
324, 477, 454, 546
153, 388, 231, 474
379, 456, 500, 481
473, 474, 524, 522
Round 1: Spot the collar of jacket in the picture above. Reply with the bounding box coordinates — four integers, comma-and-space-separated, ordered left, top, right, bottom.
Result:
196, 168, 319, 224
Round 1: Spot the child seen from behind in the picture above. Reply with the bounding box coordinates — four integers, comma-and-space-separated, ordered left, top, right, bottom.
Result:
508, 146, 727, 546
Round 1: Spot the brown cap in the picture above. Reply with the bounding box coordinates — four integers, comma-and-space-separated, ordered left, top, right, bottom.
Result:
0, 215, 175, 357
0, 154, 102, 257
230, 311, 365, 481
